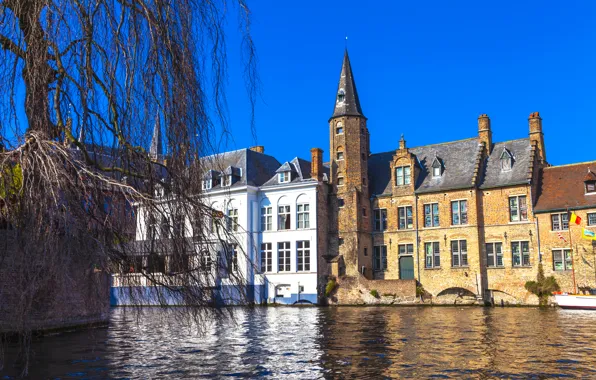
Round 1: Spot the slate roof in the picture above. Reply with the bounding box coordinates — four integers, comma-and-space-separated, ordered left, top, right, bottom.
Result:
201, 148, 281, 190
331, 50, 364, 120
534, 161, 596, 212
368, 138, 482, 196
479, 138, 533, 189
262, 157, 317, 187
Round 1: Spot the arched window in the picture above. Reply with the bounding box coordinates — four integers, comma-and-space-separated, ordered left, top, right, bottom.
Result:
337, 89, 345, 103
336, 146, 344, 161
226, 200, 239, 232
277, 196, 291, 230
296, 194, 310, 229
260, 198, 272, 232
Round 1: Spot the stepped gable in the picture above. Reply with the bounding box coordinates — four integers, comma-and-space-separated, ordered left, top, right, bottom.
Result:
368, 138, 481, 196
534, 161, 596, 212
479, 138, 533, 189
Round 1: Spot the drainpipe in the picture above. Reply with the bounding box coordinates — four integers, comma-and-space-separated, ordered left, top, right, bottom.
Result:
415, 195, 421, 282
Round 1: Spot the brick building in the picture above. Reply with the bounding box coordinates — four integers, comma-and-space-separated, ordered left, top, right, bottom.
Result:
326, 50, 595, 304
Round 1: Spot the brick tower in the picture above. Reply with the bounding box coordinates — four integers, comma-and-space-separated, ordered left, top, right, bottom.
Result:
328, 50, 372, 277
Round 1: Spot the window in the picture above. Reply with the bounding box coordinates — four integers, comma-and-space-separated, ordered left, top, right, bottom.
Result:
398, 206, 413, 230
227, 208, 238, 232
297, 241, 310, 271
486, 242, 503, 267
374, 209, 388, 231
451, 200, 468, 225
199, 250, 212, 272
170, 253, 190, 273
373, 245, 387, 271
337, 89, 345, 103
586, 181, 595, 194
160, 216, 170, 239
297, 204, 310, 229
278, 242, 291, 272
511, 241, 530, 267
500, 150, 513, 171
425, 242, 440, 268
337, 176, 345, 186
279, 172, 290, 183
451, 240, 468, 267
553, 249, 573, 271
228, 244, 238, 273
148, 253, 166, 273
202, 179, 212, 190
336, 122, 343, 135
278, 205, 291, 230
261, 206, 272, 231
432, 157, 442, 178
424, 203, 440, 228
362, 208, 367, 217
395, 166, 411, 186
509, 195, 528, 222
338, 198, 345, 208
551, 213, 569, 231
336, 147, 344, 161
364, 247, 368, 256
399, 244, 414, 255
260, 243, 272, 272
224, 175, 232, 187
588, 213, 596, 226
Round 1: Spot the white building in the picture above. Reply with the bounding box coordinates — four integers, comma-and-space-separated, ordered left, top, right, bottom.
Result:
111, 145, 329, 305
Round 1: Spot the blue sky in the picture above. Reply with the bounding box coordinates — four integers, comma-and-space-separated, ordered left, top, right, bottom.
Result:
223, 1, 596, 166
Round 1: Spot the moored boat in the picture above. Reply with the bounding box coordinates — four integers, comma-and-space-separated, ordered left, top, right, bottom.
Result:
554, 292, 596, 310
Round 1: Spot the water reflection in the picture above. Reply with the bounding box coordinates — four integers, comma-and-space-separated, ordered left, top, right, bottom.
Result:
2, 307, 596, 378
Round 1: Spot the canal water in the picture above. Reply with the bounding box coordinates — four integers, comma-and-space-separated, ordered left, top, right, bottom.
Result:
2, 306, 596, 379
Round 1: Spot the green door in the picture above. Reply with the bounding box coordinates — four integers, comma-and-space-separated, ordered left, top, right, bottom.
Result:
399, 256, 415, 280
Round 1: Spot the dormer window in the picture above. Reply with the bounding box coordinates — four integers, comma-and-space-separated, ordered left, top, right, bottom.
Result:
337, 89, 345, 103
395, 166, 411, 186
202, 179, 212, 190
336, 122, 343, 135
587, 181, 596, 194
279, 172, 290, 183
224, 174, 232, 187
500, 149, 513, 172
431, 156, 443, 178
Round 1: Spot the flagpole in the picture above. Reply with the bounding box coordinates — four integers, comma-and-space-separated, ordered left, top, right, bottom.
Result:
567, 208, 577, 294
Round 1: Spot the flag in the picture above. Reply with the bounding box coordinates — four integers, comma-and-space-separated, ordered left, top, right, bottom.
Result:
557, 232, 568, 243
582, 228, 596, 240
570, 212, 582, 225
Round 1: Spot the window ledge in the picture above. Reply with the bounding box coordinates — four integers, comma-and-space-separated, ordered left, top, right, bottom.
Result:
487, 266, 505, 269
423, 226, 441, 229
450, 266, 470, 269
424, 267, 441, 270
553, 270, 574, 273
550, 230, 569, 233
508, 221, 530, 225
450, 224, 470, 228
512, 266, 532, 269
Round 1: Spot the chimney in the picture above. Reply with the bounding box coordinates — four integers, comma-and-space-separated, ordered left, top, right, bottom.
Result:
528, 112, 546, 164
310, 148, 323, 181
478, 114, 492, 153
249, 145, 265, 154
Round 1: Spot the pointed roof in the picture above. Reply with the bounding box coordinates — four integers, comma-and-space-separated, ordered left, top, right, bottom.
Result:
331, 50, 364, 120
150, 117, 163, 158
584, 168, 596, 182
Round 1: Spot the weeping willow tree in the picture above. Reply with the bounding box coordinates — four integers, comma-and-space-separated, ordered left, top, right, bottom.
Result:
0, 0, 258, 375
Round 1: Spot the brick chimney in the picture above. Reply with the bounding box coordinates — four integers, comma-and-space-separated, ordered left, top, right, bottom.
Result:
528, 112, 546, 164
249, 145, 264, 154
310, 148, 323, 181
478, 114, 492, 153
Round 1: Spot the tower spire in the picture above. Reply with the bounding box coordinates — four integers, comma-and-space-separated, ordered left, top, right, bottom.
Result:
331, 49, 364, 120
150, 114, 163, 160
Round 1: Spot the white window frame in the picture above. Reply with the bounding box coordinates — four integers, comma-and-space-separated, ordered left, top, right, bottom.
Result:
432, 165, 441, 178
260, 243, 272, 272
223, 175, 232, 187
588, 212, 596, 226
261, 206, 272, 232
424, 203, 440, 228
586, 181, 595, 194
486, 242, 503, 268
373, 208, 388, 231
551, 212, 569, 231
398, 206, 413, 230
278, 242, 291, 272
227, 208, 238, 232
451, 200, 468, 226
278, 205, 291, 230
297, 203, 310, 229
424, 242, 440, 268
509, 195, 528, 222
451, 240, 468, 267
202, 179, 212, 190
395, 165, 411, 186
279, 172, 290, 183
553, 249, 573, 271
336, 150, 344, 161
511, 240, 530, 267
297, 240, 310, 272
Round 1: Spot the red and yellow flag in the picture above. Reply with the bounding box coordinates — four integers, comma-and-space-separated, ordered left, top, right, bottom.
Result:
570, 212, 582, 225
